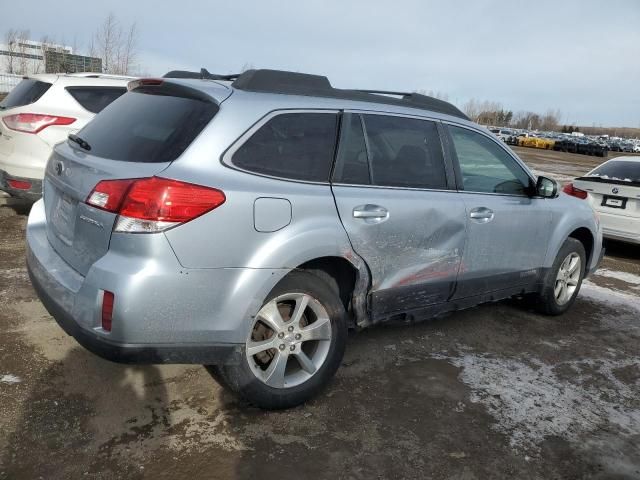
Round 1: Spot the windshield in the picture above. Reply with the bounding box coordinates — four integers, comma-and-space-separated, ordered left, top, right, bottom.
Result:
75, 89, 219, 163
583, 160, 640, 183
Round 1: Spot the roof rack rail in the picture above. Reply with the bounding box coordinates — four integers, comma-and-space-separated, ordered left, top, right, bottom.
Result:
163, 68, 240, 81
356, 89, 412, 96
230, 69, 469, 120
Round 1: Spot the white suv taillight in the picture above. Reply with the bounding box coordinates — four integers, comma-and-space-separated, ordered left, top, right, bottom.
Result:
86, 177, 226, 233
2, 113, 76, 134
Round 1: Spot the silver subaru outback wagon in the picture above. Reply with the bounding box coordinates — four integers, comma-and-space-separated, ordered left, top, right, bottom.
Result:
26, 69, 603, 409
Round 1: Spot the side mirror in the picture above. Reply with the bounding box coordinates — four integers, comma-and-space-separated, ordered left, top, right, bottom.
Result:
535, 176, 558, 198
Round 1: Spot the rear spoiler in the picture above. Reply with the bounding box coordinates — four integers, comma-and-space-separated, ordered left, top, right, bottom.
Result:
576, 176, 640, 188
127, 78, 217, 104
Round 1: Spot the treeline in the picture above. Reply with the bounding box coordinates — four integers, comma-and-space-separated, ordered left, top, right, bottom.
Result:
4, 13, 140, 76
461, 99, 563, 131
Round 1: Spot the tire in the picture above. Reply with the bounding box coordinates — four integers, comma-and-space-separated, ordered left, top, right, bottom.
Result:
215, 270, 348, 409
534, 238, 586, 316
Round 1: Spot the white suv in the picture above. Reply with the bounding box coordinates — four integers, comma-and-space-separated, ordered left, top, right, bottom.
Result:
0, 73, 132, 200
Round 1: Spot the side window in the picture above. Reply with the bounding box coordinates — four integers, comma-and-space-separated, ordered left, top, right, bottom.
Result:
449, 125, 531, 195
66, 87, 127, 113
362, 115, 447, 189
232, 112, 338, 182
333, 113, 370, 185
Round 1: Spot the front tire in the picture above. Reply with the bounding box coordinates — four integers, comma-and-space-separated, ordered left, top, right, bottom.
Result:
534, 238, 586, 315
215, 271, 348, 409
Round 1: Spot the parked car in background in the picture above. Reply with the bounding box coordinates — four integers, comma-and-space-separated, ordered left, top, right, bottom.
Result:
0, 73, 132, 201
568, 156, 640, 244
26, 69, 603, 409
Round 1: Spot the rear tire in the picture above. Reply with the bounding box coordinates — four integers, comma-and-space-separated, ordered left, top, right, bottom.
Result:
215, 271, 348, 409
534, 238, 586, 316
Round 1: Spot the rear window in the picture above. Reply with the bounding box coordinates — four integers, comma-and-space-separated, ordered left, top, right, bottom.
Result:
75, 89, 218, 163
231, 112, 338, 182
0, 79, 51, 109
66, 87, 127, 113
585, 160, 640, 183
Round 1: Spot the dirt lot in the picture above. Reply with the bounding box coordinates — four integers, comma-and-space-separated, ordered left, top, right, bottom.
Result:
1, 148, 639, 479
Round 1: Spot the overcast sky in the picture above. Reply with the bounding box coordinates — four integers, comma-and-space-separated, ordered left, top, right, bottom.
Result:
4, 0, 639, 127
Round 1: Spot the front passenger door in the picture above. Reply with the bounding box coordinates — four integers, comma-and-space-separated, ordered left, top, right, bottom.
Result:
445, 124, 552, 299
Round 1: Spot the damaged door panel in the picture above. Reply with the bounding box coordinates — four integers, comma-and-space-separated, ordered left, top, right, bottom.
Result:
331, 112, 466, 321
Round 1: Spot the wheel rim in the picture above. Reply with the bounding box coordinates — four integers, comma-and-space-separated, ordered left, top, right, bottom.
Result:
554, 252, 581, 306
246, 293, 332, 389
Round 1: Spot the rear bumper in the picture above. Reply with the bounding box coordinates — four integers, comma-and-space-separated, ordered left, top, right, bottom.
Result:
599, 212, 640, 244
27, 256, 242, 364
0, 169, 42, 201
25, 199, 288, 365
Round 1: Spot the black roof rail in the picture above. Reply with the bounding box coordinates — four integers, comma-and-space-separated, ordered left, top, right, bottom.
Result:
231, 69, 469, 120
163, 68, 240, 81
356, 89, 412, 96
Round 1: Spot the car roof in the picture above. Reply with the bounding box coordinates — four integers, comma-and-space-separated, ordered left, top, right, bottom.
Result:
607, 156, 640, 163
161, 68, 472, 123
27, 73, 133, 86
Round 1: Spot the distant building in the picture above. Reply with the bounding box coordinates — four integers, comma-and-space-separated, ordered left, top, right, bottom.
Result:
0, 38, 101, 75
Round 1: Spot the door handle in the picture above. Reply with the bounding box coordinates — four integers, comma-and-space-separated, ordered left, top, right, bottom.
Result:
469, 207, 494, 223
353, 204, 388, 220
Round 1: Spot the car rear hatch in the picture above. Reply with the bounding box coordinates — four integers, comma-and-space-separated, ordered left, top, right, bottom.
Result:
42, 79, 226, 276
574, 159, 640, 217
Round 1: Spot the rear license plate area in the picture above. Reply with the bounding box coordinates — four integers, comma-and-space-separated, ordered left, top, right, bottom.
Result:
602, 196, 627, 209
51, 192, 77, 245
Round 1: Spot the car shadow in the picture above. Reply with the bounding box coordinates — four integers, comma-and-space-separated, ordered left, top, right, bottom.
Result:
0, 346, 170, 479
0, 195, 33, 216
603, 238, 640, 261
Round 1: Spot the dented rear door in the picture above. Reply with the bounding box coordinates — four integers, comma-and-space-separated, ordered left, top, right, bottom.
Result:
330, 112, 466, 320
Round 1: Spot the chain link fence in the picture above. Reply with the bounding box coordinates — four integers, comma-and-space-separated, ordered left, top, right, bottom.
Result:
0, 73, 22, 96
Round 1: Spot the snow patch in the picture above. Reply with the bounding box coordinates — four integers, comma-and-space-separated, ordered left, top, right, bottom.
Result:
580, 280, 640, 312
433, 352, 640, 452
594, 268, 640, 287
0, 374, 22, 384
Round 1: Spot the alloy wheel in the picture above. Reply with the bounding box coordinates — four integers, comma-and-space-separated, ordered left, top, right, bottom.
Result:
246, 293, 332, 388
554, 252, 581, 305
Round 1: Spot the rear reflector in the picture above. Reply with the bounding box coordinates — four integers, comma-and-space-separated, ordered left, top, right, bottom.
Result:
7, 179, 32, 190
102, 291, 115, 332
2, 113, 76, 134
562, 182, 588, 199
86, 177, 225, 233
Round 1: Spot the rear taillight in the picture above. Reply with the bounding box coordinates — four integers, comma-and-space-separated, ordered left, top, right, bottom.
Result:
102, 290, 114, 332
2, 113, 76, 134
86, 177, 226, 233
562, 182, 588, 199
7, 179, 32, 190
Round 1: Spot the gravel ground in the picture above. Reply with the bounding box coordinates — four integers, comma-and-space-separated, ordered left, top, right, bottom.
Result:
1, 148, 639, 479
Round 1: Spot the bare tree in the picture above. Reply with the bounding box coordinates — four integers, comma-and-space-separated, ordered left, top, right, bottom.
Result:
15, 30, 32, 75
92, 13, 139, 74
4, 29, 19, 73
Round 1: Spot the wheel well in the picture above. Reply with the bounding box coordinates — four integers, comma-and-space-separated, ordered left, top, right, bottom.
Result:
296, 257, 357, 314
568, 227, 594, 266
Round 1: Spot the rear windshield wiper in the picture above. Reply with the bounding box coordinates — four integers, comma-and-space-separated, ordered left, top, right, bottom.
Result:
68, 133, 91, 151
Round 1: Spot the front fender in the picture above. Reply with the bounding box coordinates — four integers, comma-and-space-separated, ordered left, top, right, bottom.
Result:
543, 195, 602, 272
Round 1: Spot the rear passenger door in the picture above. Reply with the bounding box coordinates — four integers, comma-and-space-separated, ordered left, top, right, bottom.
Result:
331, 112, 467, 320
444, 124, 552, 298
